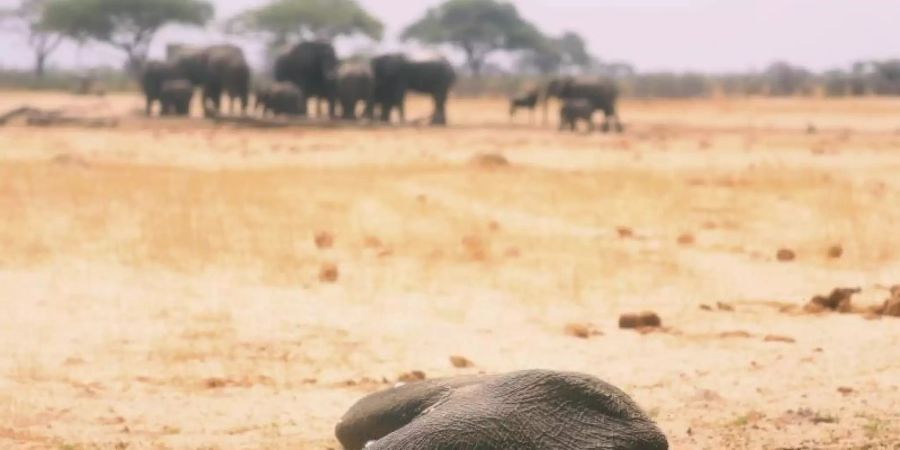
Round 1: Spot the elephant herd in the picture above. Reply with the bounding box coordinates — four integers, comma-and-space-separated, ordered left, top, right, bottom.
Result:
141, 40, 456, 126
142, 40, 625, 130
511, 77, 625, 133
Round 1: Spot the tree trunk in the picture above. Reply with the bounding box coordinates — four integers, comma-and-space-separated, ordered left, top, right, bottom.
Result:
34, 53, 47, 78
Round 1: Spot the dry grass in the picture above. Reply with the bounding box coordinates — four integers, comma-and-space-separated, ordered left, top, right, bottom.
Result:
1, 93, 900, 449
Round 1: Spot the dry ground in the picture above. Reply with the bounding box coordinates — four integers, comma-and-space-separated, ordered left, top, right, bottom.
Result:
1, 92, 900, 449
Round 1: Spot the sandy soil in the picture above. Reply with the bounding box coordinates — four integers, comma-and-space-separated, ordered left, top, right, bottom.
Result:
1, 92, 899, 449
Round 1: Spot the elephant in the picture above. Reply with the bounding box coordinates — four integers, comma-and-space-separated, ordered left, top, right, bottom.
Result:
159, 79, 194, 116
335, 370, 668, 450
560, 99, 596, 132
544, 77, 623, 132
141, 60, 180, 116
372, 53, 456, 125
274, 40, 338, 119
336, 61, 374, 120
255, 82, 307, 117
510, 87, 540, 121
169, 44, 251, 117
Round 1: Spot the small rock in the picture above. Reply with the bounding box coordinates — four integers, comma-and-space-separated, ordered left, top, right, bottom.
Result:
363, 236, 383, 248
717, 302, 735, 312
314, 231, 334, 249
827, 245, 843, 259
719, 331, 753, 339
677, 233, 695, 246
470, 153, 509, 168
449, 355, 474, 368
564, 323, 592, 339
397, 370, 426, 383
881, 291, 900, 317
318, 263, 339, 283
806, 287, 860, 313
619, 311, 662, 329
764, 335, 796, 344
699, 304, 713, 311
204, 378, 228, 389
616, 227, 634, 239
837, 386, 854, 396
776, 248, 796, 262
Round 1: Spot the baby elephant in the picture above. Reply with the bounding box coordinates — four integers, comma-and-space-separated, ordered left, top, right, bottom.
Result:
160, 79, 194, 117
335, 370, 668, 450
256, 82, 307, 117
560, 98, 597, 132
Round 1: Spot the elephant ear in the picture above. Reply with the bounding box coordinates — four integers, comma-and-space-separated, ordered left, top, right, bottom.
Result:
335, 376, 485, 450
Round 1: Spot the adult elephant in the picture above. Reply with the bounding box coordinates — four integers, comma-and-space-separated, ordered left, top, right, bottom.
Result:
336, 61, 374, 120
336, 370, 668, 450
372, 53, 456, 126
141, 60, 180, 116
543, 77, 623, 132
169, 44, 250, 117
274, 41, 338, 119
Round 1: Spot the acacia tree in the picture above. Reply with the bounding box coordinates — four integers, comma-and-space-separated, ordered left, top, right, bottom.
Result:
0, 0, 65, 77
402, 0, 544, 76
226, 0, 383, 50
518, 31, 592, 75
42, 0, 214, 74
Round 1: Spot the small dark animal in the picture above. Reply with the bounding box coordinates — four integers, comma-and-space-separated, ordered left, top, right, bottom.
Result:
335, 370, 668, 450
509, 88, 539, 121
560, 99, 596, 132
160, 79, 194, 116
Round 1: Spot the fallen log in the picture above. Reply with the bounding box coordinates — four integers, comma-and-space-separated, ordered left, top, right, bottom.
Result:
0, 105, 117, 128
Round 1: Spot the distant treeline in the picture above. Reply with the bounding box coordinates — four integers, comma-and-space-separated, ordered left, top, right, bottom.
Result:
3, 59, 900, 100
455, 59, 900, 99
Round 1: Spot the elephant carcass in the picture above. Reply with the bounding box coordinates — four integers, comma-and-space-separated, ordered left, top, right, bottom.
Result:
336, 370, 668, 450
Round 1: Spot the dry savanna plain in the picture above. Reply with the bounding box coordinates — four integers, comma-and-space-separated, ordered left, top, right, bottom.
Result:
1, 91, 899, 449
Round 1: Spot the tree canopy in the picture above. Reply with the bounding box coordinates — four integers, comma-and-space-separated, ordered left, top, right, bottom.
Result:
518, 31, 592, 75
0, 0, 65, 76
42, 0, 213, 73
402, 0, 544, 76
226, 0, 383, 48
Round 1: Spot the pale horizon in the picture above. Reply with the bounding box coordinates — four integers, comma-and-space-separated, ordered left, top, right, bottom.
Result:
0, 0, 897, 73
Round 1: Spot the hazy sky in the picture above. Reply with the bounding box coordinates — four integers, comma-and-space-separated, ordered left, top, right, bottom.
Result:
0, 0, 897, 73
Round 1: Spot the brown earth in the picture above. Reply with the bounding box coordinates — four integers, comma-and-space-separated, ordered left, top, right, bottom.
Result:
1, 92, 900, 449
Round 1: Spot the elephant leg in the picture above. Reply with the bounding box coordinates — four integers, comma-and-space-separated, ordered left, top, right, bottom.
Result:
431, 92, 448, 126
145, 96, 154, 116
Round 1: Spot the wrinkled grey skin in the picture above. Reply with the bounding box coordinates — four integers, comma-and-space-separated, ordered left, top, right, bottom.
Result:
255, 82, 306, 117
560, 98, 596, 132
335, 370, 668, 450
372, 53, 456, 125
274, 41, 338, 119
544, 77, 623, 133
510, 88, 540, 119
141, 60, 180, 116
337, 61, 375, 120
159, 79, 194, 116
169, 44, 250, 117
